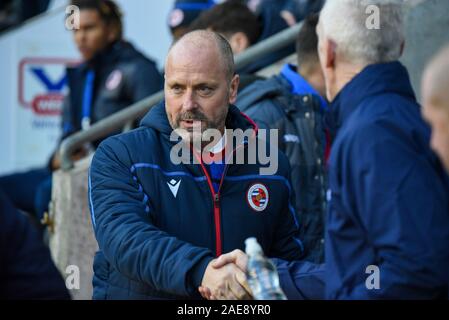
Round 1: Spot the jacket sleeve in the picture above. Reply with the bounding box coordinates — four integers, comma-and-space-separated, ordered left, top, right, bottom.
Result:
274, 258, 325, 300
334, 122, 449, 299
89, 137, 214, 297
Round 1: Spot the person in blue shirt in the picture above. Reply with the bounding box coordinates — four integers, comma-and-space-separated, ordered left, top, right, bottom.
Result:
236, 14, 328, 263
0, 0, 163, 223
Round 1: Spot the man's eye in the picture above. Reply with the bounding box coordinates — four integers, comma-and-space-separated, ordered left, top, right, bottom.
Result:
198, 86, 213, 95
172, 86, 183, 94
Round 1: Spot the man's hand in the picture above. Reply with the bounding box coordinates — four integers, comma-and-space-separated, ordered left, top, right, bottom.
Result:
200, 257, 252, 300
213, 249, 248, 271
199, 250, 252, 300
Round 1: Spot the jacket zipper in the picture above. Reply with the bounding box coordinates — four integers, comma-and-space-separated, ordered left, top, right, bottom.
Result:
194, 114, 258, 257
195, 142, 245, 257
196, 158, 223, 257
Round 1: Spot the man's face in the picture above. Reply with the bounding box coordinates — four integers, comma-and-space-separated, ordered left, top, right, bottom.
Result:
164, 44, 239, 144
422, 99, 449, 173
73, 9, 114, 61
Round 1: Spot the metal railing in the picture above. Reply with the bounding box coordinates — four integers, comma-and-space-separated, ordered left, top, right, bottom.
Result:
59, 22, 303, 170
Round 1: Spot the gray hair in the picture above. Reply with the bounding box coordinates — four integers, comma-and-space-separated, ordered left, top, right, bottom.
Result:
319, 0, 404, 65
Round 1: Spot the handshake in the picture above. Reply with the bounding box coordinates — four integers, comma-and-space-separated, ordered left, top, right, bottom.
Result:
199, 249, 252, 300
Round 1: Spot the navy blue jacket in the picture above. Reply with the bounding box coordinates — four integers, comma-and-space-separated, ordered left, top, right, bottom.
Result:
0, 190, 70, 300
237, 72, 327, 263
62, 40, 163, 143
89, 101, 304, 299
325, 62, 449, 299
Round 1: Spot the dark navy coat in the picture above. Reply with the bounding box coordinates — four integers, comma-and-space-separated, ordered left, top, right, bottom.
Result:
0, 190, 70, 300
325, 62, 449, 299
89, 101, 304, 299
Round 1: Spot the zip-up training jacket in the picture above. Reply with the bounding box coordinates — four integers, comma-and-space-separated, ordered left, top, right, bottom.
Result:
89, 101, 304, 299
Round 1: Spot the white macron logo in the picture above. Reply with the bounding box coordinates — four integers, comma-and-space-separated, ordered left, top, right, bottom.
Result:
167, 179, 181, 197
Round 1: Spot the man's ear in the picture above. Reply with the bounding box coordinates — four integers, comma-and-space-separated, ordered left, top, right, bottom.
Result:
229, 74, 240, 105
229, 32, 250, 55
107, 24, 119, 43
325, 38, 337, 69
400, 40, 405, 57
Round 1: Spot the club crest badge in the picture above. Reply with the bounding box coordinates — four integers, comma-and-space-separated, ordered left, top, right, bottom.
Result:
247, 183, 269, 212
106, 69, 122, 91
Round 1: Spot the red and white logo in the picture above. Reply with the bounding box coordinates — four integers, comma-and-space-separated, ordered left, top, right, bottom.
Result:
169, 9, 184, 28
247, 183, 269, 212
18, 57, 78, 116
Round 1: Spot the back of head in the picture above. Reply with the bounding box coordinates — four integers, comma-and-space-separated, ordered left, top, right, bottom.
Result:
319, 0, 404, 65
71, 0, 123, 40
189, 0, 261, 46
296, 13, 320, 71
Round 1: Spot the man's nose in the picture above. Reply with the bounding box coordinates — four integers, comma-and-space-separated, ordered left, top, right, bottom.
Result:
182, 89, 197, 111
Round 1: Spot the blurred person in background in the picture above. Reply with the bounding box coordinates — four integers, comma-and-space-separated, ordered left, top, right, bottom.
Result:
0, 189, 70, 300
236, 14, 328, 264
0, 0, 51, 32
188, 0, 265, 90
167, 0, 216, 41
240, 0, 294, 73
421, 45, 449, 174
0, 0, 163, 224
421, 46, 449, 298
173, 0, 299, 73
201, 0, 449, 300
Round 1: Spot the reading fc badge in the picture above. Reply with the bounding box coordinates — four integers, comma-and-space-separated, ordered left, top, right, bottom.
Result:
247, 183, 269, 212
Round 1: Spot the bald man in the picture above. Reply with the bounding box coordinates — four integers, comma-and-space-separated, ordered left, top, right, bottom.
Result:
422, 45, 449, 173
88, 31, 304, 300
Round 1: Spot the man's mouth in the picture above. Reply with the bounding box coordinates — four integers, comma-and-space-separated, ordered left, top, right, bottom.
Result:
180, 119, 201, 129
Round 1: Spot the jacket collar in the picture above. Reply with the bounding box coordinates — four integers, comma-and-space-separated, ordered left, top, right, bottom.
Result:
281, 63, 328, 110
328, 61, 416, 134
86, 40, 131, 70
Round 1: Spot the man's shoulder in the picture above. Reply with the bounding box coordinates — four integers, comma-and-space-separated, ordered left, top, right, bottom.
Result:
333, 99, 429, 167
237, 75, 289, 110
113, 42, 159, 74
344, 92, 424, 139
95, 127, 159, 160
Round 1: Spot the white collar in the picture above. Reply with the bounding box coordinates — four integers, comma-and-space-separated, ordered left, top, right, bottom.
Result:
208, 129, 227, 154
